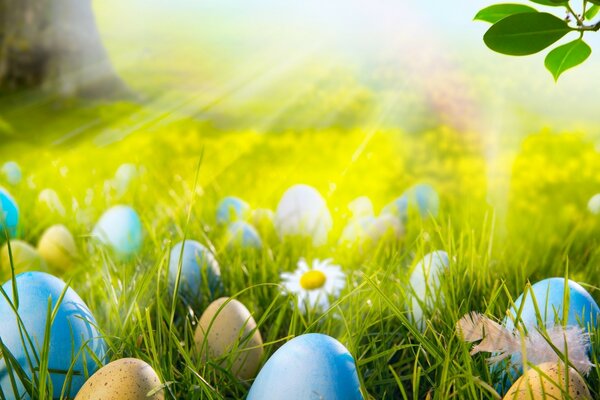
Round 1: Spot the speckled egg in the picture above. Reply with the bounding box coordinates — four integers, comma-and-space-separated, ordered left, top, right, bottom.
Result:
382, 183, 440, 222
247, 333, 363, 400
274, 184, 332, 246
37, 224, 78, 273
168, 240, 221, 306
195, 297, 263, 380
74, 358, 164, 400
216, 196, 251, 225
0, 187, 19, 241
37, 188, 66, 216
1, 161, 22, 185
502, 362, 591, 399
588, 193, 600, 215
408, 250, 449, 330
0, 240, 47, 279
0, 272, 107, 398
92, 205, 143, 258
224, 221, 262, 249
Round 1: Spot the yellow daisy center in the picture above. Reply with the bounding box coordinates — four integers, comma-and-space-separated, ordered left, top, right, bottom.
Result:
300, 270, 326, 290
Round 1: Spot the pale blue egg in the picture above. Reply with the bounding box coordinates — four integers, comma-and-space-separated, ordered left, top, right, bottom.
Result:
225, 221, 262, 249
216, 196, 250, 225
494, 278, 600, 393
92, 205, 143, 258
168, 240, 221, 306
247, 333, 363, 400
0, 272, 106, 398
0, 187, 19, 241
1, 162, 22, 185
382, 183, 439, 222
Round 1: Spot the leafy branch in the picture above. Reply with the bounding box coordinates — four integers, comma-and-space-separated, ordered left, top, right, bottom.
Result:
475, 0, 599, 80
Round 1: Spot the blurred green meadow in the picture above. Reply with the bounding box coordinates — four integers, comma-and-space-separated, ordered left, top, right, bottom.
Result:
2, 1, 600, 399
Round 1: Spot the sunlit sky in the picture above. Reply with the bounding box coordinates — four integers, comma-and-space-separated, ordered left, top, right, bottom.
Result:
94, 0, 600, 139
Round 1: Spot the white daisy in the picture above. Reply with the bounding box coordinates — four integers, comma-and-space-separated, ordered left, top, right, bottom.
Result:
280, 258, 346, 312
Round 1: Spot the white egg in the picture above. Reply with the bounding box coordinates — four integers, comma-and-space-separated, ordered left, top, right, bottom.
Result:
274, 184, 332, 246
587, 193, 600, 215
408, 250, 449, 330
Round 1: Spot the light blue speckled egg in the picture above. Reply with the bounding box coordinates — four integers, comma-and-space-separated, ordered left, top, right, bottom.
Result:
225, 221, 262, 249
1, 162, 22, 185
247, 333, 363, 400
216, 196, 250, 225
494, 277, 600, 393
0, 272, 106, 398
0, 187, 19, 241
382, 183, 439, 222
168, 240, 221, 306
92, 205, 143, 258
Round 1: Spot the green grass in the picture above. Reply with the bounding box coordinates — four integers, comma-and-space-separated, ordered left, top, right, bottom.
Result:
1, 95, 600, 399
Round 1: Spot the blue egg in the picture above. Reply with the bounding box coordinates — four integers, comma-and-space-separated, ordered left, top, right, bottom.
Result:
0, 187, 19, 241
225, 221, 262, 249
168, 240, 221, 305
92, 205, 143, 258
494, 278, 600, 393
216, 196, 250, 225
247, 333, 363, 400
1, 162, 22, 185
0, 272, 106, 398
382, 183, 439, 222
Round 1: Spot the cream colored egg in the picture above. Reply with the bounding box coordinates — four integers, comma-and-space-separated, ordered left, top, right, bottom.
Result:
195, 297, 264, 380
0, 240, 47, 279
37, 224, 78, 272
75, 358, 164, 400
503, 362, 591, 400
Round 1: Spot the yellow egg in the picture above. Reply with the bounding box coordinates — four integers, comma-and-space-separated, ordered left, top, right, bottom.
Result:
194, 297, 264, 380
37, 224, 78, 273
503, 362, 591, 400
75, 358, 164, 400
0, 240, 47, 279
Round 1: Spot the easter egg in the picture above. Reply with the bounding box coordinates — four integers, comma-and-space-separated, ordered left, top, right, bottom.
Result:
216, 196, 250, 225
0, 240, 47, 279
587, 193, 600, 215
347, 196, 374, 219
168, 240, 221, 305
92, 205, 143, 258
0, 272, 107, 398
502, 362, 591, 400
382, 183, 440, 222
74, 358, 164, 400
113, 163, 140, 196
408, 250, 449, 329
37, 224, 78, 273
37, 188, 66, 216
274, 184, 332, 246
195, 297, 263, 380
495, 278, 599, 392
504, 278, 599, 332
224, 221, 262, 249
1, 161, 22, 185
339, 216, 376, 247
247, 333, 363, 400
366, 214, 404, 242
0, 187, 18, 241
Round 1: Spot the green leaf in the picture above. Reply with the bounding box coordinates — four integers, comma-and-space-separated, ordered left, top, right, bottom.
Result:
544, 39, 591, 81
585, 5, 600, 20
588, 0, 600, 6
529, 0, 567, 5
483, 12, 571, 56
474, 4, 539, 24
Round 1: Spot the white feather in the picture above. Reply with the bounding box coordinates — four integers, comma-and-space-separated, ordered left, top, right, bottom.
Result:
456, 312, 593, 376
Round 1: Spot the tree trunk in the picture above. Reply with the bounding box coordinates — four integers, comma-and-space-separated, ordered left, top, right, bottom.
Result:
0, 0, 128, 98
